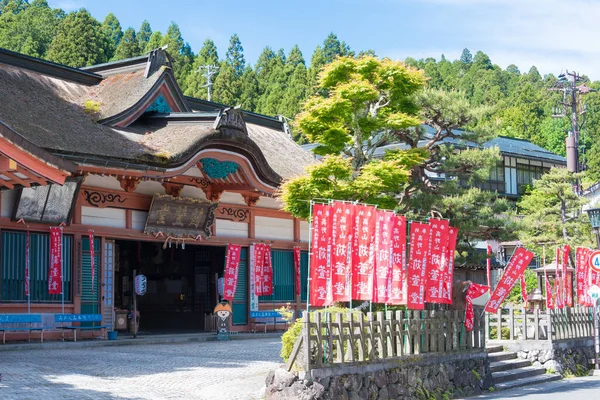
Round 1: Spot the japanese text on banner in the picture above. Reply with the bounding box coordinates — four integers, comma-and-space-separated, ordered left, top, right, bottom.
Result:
442, 227, 458, 305
425, 218, 449, 304
407, 222, 430, 310
294, 246, 301, 297
330, 202, 353, 302
48, 227, 63, 295
373, 210, 394, 303
485, 247, 534, 313
310, 204, 331, 307
222, 244, 242, 300
351, 205, 376, 301
388, 215, 407, 305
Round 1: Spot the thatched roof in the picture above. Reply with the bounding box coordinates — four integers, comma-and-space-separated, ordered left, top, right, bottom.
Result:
0, 48, 315, 185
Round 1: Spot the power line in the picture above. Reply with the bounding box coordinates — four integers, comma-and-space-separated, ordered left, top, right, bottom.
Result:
197, 64, 219, 102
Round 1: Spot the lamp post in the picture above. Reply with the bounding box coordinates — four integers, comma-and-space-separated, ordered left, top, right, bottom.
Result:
586, 207, 600, 374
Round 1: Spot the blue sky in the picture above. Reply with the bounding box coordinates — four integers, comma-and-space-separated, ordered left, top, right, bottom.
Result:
49, 0, 600, 79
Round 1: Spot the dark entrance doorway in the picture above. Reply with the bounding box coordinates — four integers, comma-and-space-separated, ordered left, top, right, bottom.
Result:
113, 240, 225, 333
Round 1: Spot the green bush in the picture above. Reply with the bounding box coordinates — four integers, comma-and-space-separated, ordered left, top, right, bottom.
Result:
280, 307, 362, 362
489, 326, 510, 340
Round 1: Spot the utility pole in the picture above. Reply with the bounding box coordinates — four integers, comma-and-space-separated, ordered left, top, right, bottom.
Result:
549, 71, 594, 175
197, 64, 219, 102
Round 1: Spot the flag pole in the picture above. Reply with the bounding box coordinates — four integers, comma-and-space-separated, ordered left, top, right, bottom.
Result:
27, 228, 30, 315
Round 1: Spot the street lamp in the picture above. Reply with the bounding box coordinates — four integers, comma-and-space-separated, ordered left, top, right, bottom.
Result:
586, 207, 600, 374
587, 208, 600, 249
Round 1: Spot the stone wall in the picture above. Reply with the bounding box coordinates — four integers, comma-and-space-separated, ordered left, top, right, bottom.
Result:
516, 339, 594, 376
265, 351, 492, 400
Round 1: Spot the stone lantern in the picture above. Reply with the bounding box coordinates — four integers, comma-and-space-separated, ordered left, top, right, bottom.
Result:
527, 287, 544, 311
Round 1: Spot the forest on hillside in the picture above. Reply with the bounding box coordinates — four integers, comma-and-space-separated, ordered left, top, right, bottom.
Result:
3, 0, 600, 182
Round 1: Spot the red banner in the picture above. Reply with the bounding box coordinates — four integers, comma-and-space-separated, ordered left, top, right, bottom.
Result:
576, 247, 589, 306
441, 227, 458, 304
485, 247, 534, 313
555, 278, 564, 308
223, 244, 242, 300
262, 244, 273, 296
388, 215, 407, 305
310, 204, 332, 306
89, 230, 95, 295
407, 222, 430, 310
48, 227, 62, 295
331, 202, 353, 302
520, 275, 527, 308
373, 210, 394, 303
425, 218, 449, 304
294, 246, 301, 297
465, 283, 489, 332
566, 272, 573, 307
254, 243, 266, 296
25, 229, 30, 297
352, 205, 376, 301
545, 268, 554, 309
563, 245, 570, 306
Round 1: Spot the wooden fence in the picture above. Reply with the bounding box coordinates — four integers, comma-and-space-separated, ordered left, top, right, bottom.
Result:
485, 307, 595, 342
291, 310, 484, 370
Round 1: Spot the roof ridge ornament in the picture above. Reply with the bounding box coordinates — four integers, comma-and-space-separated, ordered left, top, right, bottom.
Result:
214, 107, 247, 135
144, 48, 172, 78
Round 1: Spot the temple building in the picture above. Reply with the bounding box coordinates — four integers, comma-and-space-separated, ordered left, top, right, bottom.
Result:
0, 48, 314, 333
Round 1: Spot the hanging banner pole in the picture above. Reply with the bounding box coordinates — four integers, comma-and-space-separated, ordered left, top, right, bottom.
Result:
306, 201, 313, 315
487, 244, 492, 291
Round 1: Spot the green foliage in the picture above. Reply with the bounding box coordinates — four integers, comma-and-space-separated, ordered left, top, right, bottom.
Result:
506, 268, 537, 305
184, 38, 219, 99
489, 326, 510, 340
225, 33, 245, 77
113, 27, 141, 60
518, 168, 593, 255
47, 9, 111, 67
82, 100, 100, 115
137, 20, 152, 50
145, 30, 162, 53
101, 12, 122, 60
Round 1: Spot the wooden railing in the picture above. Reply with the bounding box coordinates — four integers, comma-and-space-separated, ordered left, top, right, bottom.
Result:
296, 310, 484, 370
485, 307, 595, 342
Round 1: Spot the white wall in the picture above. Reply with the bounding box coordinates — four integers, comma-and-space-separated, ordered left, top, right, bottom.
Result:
83, 175, 123, 191
179, 185, 207, 200
219, 192, 246, 206
134, 181, 165, 196
1, 189, 16, 218
257, 196, 283, 210
132, 210, 148, 231
215, 219, 248, 238
300, 220, 309, 242
254, 216, 293, 241
81, 206, 126, 228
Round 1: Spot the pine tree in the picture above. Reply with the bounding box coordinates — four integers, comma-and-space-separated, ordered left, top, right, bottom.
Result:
145, 31, 162, 53
160, 22, 194, 88
308, 45, 326, 88
212, 61, 239, 106
102, 12, 122, 60
47, 9, 111, 67
322, 33, 353, 63
113, 27, 141, 60
184, 38, 219, 99
226, 34, 245, 78
137, 20, 152, 52
239, 67, 259, 111
255, 48, 286, 115
460, 48, 473, 65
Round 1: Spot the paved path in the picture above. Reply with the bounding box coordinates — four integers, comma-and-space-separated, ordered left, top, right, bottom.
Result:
468, 376, 600, 399
0, 337, 282, 400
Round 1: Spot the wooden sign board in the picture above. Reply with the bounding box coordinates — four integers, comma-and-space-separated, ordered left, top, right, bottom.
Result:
144, 195, 218, 239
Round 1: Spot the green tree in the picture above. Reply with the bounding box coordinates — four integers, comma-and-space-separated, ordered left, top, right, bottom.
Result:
460, 48, 473, 65
212, 61, 239, 106
518, 168, 593, 255
102, 12, 122, 60
113, 27, 141, 60
506, 268, 537, 305
159, 23, 194, 88
145, 30, 162, 53
47, 9, 111, 67
322, 32, 353, 63
137, 19, 152, 51
238, 66, 259, 110
225, 33, 245, 77
0, 0, 64, 58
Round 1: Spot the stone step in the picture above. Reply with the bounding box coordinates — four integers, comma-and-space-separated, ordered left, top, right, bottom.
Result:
493, 372, 562, 391
486, 345, 504, 354
492, 365, 546, 384
488, 351, 517, 362
490, 358, 532, 373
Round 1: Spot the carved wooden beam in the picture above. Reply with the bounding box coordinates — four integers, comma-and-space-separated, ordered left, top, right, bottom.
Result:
242, 193, 260, 207
117, 177, 140, 192
162, 182, 184, 197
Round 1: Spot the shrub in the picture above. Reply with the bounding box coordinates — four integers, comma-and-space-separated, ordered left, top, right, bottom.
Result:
489, 326, 510, 340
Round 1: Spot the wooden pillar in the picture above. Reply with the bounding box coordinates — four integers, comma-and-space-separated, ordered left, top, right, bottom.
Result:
73, 232, 82, 314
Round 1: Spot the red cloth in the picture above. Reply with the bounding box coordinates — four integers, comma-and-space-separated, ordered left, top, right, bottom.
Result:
407, 222, 430, 310
520, 275, 527, 308
563, 245, 570, 306
373, 210, 394, 303
465, 283, 489, 332
485, 247, 534, 313
555, 278, 564, 309
293, 246, 301, 297
388, 215, 407, 305
253, 243, 266, 296
89, 230, 95, 295
441, 227, 458, 304
262, 244, 273, 296
310, 204, 332, 306
545, 270, 554, 310
351, 205, 376, 301
487, 244, 492, 291
425, 218, 450, 304
330, 202, 353, 302
25, 230, 30, 297
48, 227, 62, 295
222, 244, 242, 300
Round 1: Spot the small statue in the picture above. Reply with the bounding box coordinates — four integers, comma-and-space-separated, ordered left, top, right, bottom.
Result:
214, 302, 232, 341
